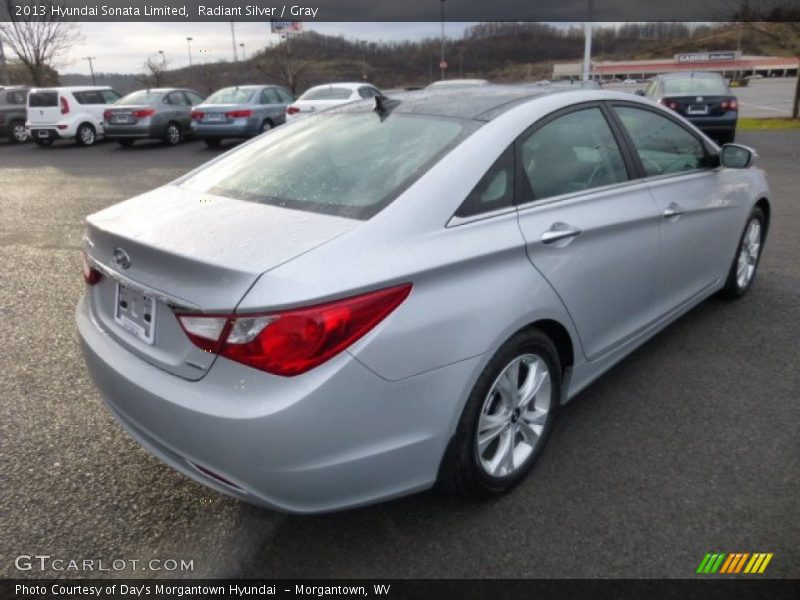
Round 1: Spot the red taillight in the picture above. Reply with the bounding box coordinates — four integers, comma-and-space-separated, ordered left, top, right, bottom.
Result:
225, 109, 252, 119
177, 284, 412, 376
721, 99, 739, 111
191, 110, 204, 120
659, 99, 679, 111
82, 253, 102, 285
60, 96, 69, 115
132, 109, 155, 119
286, 106, 300, 115
103, 109, 113, 120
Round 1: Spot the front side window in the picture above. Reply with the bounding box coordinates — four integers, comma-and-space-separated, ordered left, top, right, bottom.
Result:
276, 88, 294, 103
167, 92, 189, 106
180, 112, 475, 220
519, 107, 629, 201
185, 91, 205, 105
119, 91, 163, 105
613, 106, 710, 177
261, 88, 281, 104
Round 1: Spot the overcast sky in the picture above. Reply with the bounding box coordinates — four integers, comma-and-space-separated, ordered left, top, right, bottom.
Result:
60, 22, 480, 75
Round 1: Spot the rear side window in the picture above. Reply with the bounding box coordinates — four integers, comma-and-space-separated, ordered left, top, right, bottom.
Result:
276, 88, 294, 103
455, 146, 515, 218
261, 88, 281, 104
6, 91, 26, 104
613, 106, 710, 177
73, 90, 106, 104
205, 88, 254, 104
180, 112, 474, 220
102, 90, 121, 103
519, 107, 629, 201
186, 91, 205, 105
28, 91, 58, 107
167, 92, 190, 106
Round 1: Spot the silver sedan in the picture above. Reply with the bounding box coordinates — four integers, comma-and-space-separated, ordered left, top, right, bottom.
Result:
77, 87, 770, 513
104, 88, 205, 147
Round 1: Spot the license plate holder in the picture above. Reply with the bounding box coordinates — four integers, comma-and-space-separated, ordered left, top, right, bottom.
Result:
204, 113, 224, 122
687, 104, 709, 115
114, 282, 156, 344
111, 114, 134, 124
37, 130, 50, 138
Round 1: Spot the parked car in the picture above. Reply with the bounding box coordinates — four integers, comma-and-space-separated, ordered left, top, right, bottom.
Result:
638, 72, 739, 144
190, 85, 293, 147
103, 88, 205, 147
26, 86, 121, 147
285, 82, 381, 121
78, 86, 769, 513
0, 86, 29, 143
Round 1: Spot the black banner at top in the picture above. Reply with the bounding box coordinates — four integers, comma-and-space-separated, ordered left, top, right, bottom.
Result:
0, 0, 799, 22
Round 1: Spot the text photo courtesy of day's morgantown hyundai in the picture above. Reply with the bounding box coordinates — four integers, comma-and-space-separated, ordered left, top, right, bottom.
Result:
0, 0, 798, 598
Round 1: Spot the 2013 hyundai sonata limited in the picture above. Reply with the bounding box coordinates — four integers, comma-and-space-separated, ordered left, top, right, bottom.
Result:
77, 87, 770, 513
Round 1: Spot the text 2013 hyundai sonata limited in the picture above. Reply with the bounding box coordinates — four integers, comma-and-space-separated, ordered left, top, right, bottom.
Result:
77, 87, 770, 513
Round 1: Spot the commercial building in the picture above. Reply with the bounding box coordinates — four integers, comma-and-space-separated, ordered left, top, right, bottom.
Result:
553, 52, 799, 81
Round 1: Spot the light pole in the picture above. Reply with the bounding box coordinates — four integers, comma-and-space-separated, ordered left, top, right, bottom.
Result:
459, 45, 463, 77
439, 0, 446, 81
582, 0, 594, 82
186, 36, 193, 68
239, 42, 246, 61
82, 56, 97, 85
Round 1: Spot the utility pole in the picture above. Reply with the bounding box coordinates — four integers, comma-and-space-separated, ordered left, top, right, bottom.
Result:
230, 21, 238, 61
439, 0, 446, 80
239, 42, 246, 61
0, 37, 9, 85
582, 0, 594, 82
83, 56, 97, 85
459, 45, 463, 77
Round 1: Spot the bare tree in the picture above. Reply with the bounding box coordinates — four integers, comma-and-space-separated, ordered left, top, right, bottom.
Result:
254, 37, 310, 95
0, 1, 82, 85
139, 54, 169, 88
734, 1, 800, 118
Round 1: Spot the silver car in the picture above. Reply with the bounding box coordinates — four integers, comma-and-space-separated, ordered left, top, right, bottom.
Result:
77, 87, 770, 513
104, 88, 205, 147
0, 86, 30, 143
190, 85, 294, 147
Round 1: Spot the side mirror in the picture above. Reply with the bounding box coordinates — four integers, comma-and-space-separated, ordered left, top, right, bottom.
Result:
635, 89, 646, 96
720, 144, 756, 169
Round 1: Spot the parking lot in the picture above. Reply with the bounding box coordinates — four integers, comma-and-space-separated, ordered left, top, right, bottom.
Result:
0, 128, 798, 579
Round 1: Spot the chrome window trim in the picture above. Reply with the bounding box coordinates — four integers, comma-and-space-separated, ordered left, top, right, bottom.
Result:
447, 205, 518, 228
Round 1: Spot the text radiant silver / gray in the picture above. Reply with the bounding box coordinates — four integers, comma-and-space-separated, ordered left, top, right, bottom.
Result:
76, 87, 770, 513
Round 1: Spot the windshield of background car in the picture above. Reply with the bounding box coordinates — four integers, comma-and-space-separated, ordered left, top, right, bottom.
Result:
299, 88, 353, 101
179, 112, 475, 220
204, 88, 255, 104
663, 78, 729, 95
117, 91, 164, 105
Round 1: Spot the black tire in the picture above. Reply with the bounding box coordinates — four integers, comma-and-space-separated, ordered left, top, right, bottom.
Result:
717, 130, 736, 145
440, 328, 561, 497
720, 207, 765, 299
9, 120, 28, 144
75, 123, 96, 147
117, 139, 135, 148
204, 138, 222, 148
260, 119, 272, 134
33, 136, 53, 147
163, 122, 182, 146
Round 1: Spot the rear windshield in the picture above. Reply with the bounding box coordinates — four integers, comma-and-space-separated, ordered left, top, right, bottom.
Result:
28, 91, 58, 107
204, 88, 255, 104
180, 112, 475, 220
117, 91, 163, 105
300, 88, 353, 101
663, 78, 729, 96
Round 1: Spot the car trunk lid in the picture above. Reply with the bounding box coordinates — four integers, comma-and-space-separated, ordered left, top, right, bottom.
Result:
104, 105, 154, 125
83, 185, 358, 379
195, 103, 250, 124
661, 95, 736, 117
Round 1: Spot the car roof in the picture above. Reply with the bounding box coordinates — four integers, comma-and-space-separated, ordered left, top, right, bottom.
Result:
30, 86, 114, 92
306, 82, 375, 91
332, 84, 600, 121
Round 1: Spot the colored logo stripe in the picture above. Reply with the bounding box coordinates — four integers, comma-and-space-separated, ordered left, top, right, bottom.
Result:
698, 552, 773, 574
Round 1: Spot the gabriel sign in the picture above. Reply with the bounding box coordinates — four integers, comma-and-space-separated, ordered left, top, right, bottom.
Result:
676, 51, 739, 63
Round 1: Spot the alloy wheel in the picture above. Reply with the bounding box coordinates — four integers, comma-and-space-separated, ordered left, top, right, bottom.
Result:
166, 124, 181, 145
12, 123, 27, 143
736, 219, 761, 290
80, 125, 95, 145
476, 354, 552, 478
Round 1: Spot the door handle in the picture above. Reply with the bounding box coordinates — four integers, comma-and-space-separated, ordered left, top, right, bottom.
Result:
541, 223, 582, 245
663, 203, 684, 220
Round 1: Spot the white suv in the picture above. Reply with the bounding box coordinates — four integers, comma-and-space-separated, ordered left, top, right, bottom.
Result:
27, 86, 121, 147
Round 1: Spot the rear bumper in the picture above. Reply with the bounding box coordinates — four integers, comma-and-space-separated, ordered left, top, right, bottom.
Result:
104, 123, 166, 140
191, 120, 260, 139
76, 293, 477, 513
685, 113, 738, 133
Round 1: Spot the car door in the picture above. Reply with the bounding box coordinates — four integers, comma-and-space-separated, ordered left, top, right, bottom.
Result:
260, 87, 282, 125
515, 104, 662, 360
166, 91, 190, 131
608, 103, 741, 315
275, 87, 294, 124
